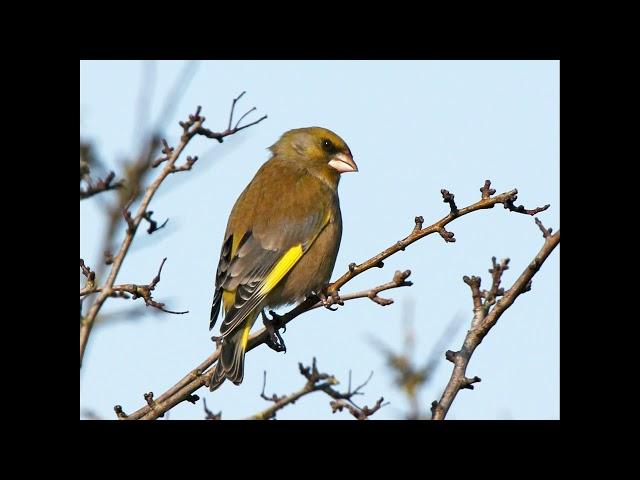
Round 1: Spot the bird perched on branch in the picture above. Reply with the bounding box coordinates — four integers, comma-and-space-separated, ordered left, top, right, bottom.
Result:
209, 127, 358, 391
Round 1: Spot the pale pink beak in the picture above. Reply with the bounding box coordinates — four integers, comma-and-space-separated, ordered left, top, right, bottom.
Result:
328, 152, 358, 173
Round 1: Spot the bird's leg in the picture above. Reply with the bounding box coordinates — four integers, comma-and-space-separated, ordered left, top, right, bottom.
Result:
210, 335, 224, 348
261, 309, 287, 353
316, 287, 343, 311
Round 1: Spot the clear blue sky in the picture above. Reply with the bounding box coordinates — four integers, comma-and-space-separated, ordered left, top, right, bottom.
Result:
80, 60, 559, 420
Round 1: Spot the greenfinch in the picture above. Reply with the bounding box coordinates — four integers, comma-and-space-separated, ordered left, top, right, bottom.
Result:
209, 127, 358, 391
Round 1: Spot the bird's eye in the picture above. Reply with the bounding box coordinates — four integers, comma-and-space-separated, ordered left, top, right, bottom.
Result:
322, 139, 334, 152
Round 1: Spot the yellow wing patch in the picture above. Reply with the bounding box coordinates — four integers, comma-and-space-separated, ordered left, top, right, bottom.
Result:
221, 244, 304, 317
222, 290, 236, 314
231, 233, 244, 259
220, 234, 245, 315
219, 214, 331, 325
260, 244, 304, 294
240, 322, 252, 349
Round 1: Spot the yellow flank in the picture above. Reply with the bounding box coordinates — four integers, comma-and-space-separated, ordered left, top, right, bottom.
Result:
241, 322, 251, 348
260, 244, 304, 294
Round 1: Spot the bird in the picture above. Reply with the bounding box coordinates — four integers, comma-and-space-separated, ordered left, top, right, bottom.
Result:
208, 127, 358, 391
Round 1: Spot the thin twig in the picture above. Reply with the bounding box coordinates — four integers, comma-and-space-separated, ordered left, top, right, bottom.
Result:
195, 90, 267, 144
535, 217, 553, 238
203, 398, 221, 420
246, 358, 380, 420
330, 397, 388, 420
80, 258, 187, 314
317, 270, 412, 308
259, 371, 286, 403
227, 91, 246, 130
80, 259, 96, 291
80, 171, 124, 199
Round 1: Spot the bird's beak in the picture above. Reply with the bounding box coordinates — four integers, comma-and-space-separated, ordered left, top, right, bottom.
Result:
328, 152, 358, 174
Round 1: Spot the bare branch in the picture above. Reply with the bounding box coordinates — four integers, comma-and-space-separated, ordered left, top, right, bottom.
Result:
330, 397, 388, 420
196, 116, 268, 143
246, 358, 380, 420
247, 358, 338, 420
347, 370, 375, 398
80, 100, 265, 368
259, 371, 286, 403
120, 180, 552, 420
227, 91, 246, 130
91, 136, 162, 285
140, 391, 166, 418
329, 270, 412, 307
484, 257, 509, 307
87, 63, 198, 296
326, 180, 549, 297
152, 139, 175, 168
197, 91, 267, 144
80, 258, 187, 315
463, 275, 486, 329
431, 220, 560, 420
170, 155, 198, 173
121, 196, 136, 233
504, 195, 550, 216
234, 107, 257, 130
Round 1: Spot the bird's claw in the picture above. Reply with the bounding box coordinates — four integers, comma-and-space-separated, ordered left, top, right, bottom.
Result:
317, 289, 343, 311
210, 335, 223, 348
261, 309, 287, 353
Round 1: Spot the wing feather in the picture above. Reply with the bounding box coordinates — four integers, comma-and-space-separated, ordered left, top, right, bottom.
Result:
210, 214, 330, 337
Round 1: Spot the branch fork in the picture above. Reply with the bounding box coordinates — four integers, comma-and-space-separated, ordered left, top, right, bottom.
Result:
80, 170, 125, 199
431, 218, 560, 420
246, 358, 384, 420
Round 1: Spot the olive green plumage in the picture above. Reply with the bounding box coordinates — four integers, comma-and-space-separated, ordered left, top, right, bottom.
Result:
209, 127, 358, 391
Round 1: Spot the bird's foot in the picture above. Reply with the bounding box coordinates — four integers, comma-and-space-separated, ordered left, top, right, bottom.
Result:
262, 309, 287, 353
317, 288, 343, 311
210, 335, 224, 348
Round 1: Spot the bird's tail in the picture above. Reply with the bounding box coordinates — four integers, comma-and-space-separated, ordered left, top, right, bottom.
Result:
209, 320, 254, 391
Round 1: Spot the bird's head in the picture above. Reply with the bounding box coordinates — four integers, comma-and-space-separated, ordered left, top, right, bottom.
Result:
269, 127, 358, 186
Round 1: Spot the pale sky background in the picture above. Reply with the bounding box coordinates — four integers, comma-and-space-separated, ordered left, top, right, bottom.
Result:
80, 60, 559, 420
